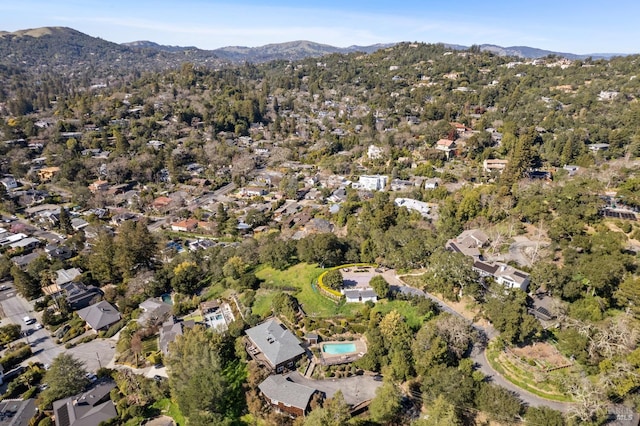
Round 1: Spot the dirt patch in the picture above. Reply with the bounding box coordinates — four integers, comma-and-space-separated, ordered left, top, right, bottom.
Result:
437, 296, 491, 328
510, 342, 572, 371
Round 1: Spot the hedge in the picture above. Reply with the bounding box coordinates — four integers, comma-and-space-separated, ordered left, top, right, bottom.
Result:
316, 263, 377, 302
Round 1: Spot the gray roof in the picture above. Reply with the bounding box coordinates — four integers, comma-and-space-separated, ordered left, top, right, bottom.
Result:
55, 268, 82, 286
344, 288, 378, 300
258, 375, 316, 410
77, 301, 121, 331
245, 319, 304, 368
0, 398, 37, 426
159, 317, 195, 355
52, 382, 116, 426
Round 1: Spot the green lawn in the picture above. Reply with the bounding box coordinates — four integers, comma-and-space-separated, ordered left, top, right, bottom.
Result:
141, 338, 158, 354
151, 398, 185, 426
372, 300, 430, 329
254, 264, 362, 318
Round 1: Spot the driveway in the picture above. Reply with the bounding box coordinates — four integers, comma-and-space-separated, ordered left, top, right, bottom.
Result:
286, 371, 382, 406
66, 339, 116, 372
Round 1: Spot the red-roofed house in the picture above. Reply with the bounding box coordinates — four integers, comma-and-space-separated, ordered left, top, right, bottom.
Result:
171, 219, 198, 232
151, 196, 173, 210
435, 139, 456, 158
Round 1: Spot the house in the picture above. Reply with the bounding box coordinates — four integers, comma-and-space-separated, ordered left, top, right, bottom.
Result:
343, 288, 378, 303
483, 159, 509, 173
77, 301, 121, 332
357, 175, 388, 191
45, 244, 73, 261
59, 282, 103, 311
159, 316, 196, 355
367, 145, 383, 160
37, 167, 61, 182
52, 381, 117, 426
137, 297, 172, 326
0, 233, 27, 247
450, 122, 470, 134
563, 165, 579, 176
588, 143, 610, 152
390, 179, 415, 191
445, 229, 489, 259
394, 198, 430, 217
88, 180, 109, 193
55, 268, 83, 287
171, 218, 198, 232
201, 299, 234, 332
11, 252, 41, 269
151, 196, 173, 210
245, 319, 305, 373
424, 179, 440, 190
304, 218, 334, 234
435, 139, 456, 157
527, 170, 552, 180
240, 186, 268, 197
9, 237, 41, 252
188, 239, 217, 251
0, 398, 37, 426
1, 176, 18, 191
258, 375, 318, 417
473, 260, 530, 291
70, 218, 89, 231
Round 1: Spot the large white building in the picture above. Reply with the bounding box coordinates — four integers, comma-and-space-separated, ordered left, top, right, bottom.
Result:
394, 198, 430, 217
358, 175, 388, 191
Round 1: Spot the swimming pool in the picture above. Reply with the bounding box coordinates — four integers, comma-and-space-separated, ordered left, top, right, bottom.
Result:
322, 342, 357, 355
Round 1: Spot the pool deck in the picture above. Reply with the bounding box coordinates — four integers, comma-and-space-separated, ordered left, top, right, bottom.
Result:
316, 339, 367, 366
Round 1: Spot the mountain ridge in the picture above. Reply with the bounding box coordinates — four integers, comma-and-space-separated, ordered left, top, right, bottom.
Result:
0, 26, 630, 73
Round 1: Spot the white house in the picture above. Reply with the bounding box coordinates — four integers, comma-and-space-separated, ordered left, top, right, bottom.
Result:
343, 288, 378, 303
473, 260, 530, 291
367, 145, 384, 160
394, 198, 430, 217
483, 159, 509, 173
357, 175, 388, 191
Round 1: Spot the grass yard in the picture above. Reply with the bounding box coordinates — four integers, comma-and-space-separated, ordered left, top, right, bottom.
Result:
141, 338, 158, 354
254, 264, 362, 318
151, 398, 185, 426
372, 300, 431, 329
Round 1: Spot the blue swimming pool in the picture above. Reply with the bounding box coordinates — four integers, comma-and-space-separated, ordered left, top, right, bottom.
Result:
322, 342, 357, 355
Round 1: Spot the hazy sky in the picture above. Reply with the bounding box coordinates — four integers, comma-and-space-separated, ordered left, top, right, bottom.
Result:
0, 0, 637, 54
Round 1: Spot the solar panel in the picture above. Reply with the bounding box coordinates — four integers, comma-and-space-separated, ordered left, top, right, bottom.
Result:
535, 306, 553, 319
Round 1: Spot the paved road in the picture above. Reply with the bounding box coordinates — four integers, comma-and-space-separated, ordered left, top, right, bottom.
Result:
0, 284, 62, 367
390, 273, 572, 412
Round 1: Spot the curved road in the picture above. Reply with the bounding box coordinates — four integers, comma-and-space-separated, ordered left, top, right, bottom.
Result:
385, 271, 571, 412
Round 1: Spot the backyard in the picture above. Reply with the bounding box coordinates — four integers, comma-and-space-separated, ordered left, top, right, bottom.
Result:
254, 263, 364, 318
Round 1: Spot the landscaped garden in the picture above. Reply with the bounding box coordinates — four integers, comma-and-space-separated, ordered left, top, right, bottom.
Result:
486, 341, 575, 402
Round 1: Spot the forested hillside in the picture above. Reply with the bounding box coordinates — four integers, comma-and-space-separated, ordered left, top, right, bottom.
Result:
1, 36, 640, 425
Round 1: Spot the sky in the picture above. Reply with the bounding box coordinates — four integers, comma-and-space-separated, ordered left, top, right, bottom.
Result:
0, 0, 638, 54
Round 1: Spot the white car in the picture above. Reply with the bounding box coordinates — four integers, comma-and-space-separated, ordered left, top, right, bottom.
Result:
34, 323, 43, 330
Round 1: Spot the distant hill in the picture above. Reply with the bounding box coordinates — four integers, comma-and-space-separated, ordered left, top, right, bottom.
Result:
475, 44, 621, 60
0, 26, 213, 73
0, 26, 627, 76
124, 39, 394, 62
